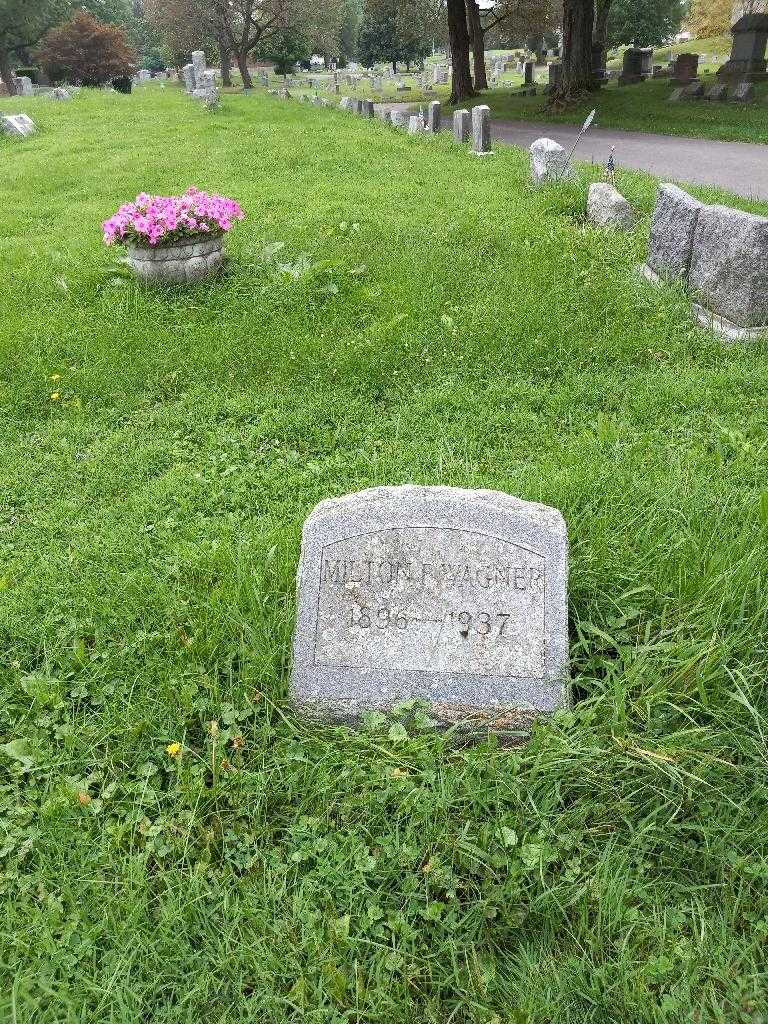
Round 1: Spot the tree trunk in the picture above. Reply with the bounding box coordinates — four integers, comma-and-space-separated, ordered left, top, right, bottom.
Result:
218, 36, 232, 87
550, 0, 595, 104
592, 0, 613, 83
0, 49, 17, 96
466, 0, 488, 91
236, 52, 253, 89
447, 0, 475, 104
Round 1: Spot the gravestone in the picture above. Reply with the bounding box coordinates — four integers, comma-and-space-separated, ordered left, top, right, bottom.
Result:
18, 76, 33, 97
639, 47, 654, 77
427, 100, 441, 133
1, 113, 36, 138
49, 87, 72, 101
587, 182, 635, 230
619, 47, 645, 85
688, 204, 768, 333
182, 63, 195, 93
191, 50, 207, 89
717, 7, 768, 82
290, 486, 569, 735
361, 98, 374, 117
671, 53, 699, 84
453, 108, 470, 143
339, 96, 353, 111
524, 61, 535, 86
730, 81, 756, 101
471, 104, 492, 156
530, 138, 575, 185
408, 114, 422, 134
706, 84, 728, 100
645, 183, 705, 283
390, 110, 408, 128
684, 81, 705, 98
668, 87, 685, 102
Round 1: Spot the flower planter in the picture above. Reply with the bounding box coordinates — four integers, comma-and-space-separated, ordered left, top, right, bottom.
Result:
126, 235, 224, 283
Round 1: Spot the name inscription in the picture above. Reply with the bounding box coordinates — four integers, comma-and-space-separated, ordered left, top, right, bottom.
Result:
313, 527, 546, 678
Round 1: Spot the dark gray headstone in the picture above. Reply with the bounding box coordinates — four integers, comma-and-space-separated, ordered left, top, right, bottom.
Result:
453, 108, 470, 143
290, 486, 569, 735
470, 104, 492, 155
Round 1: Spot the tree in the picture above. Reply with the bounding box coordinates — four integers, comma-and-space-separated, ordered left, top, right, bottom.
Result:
607, 0, 683, 47
467, 0, 558, 93
0, 0, 68, 95
39, 9, 136, 84
688, 0, 732, 37
550, 0, 594, 102
358, 0, 430, 71
447, 0, 475, 102
146, 0, 232, 83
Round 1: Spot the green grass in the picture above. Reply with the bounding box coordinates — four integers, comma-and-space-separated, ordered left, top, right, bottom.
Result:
2, 87, 768, 1023
447, 75, 768, 145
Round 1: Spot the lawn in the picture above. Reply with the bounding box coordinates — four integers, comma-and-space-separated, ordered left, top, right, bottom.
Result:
2, 86, 768, 1023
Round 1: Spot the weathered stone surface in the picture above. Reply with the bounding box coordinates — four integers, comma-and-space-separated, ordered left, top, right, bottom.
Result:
530, 137, 575, 184
390, 110, 408, 128
427, 100, 441, 133
688, 204, 768, 329
407, 114, 422, 134
668, 87, 685, 102
361, 98, 374, 117
646, 183, 705, 282
684, 81, 705, 98
18, 76, 33, 97
471, 104, 492, 156
706, 84, 728, 100
1, 113, 36, 138
290, 485, 569, 735
587, 182, 635, 230
730, 81, 756, 101
126, 236, 224, 284
453, 108, 470, 143
339, 96, 353, 111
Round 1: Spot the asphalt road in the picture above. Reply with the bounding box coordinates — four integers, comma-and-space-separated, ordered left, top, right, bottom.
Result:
489, 120, 768, 201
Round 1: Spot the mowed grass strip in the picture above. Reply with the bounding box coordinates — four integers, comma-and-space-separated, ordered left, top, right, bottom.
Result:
1, 87, 767, 1023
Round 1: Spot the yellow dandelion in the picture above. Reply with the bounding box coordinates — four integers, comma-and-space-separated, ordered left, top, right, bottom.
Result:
50, 374, 61, 381
50, 392, 60, 401
166, 742, 182, 757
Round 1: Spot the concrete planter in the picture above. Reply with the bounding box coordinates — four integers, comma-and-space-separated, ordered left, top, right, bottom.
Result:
126, 235, 224, 283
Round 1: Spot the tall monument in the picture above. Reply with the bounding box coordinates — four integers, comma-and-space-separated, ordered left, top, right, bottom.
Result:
717, 1, 768, 81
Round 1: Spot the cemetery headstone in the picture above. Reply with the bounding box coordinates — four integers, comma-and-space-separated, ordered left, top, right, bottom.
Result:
408, 114, 422, 134
668, 87, 685, 102
524, 61, 535, 86
645, 183, 705, 283
671, 53, 699, 84
182, 64, 195, 93
361, 98, 374, 117
619, 47, 645, 85
706, 84, 728, 100
453, 108, 470, 143
717, 7, 768, 82
427, 100, 441, 133
688, 204, 768, 333
546, 63, 562, 94
587, 182, 635, 230
530, 138, 575, 185
191, 50, 207, 90
1, 113, 36, 138
471, 104, 492, 156
684, 81, 705, 98
18, 76, 33, 97
290, 485, 569, 736
730, 81, 756, 101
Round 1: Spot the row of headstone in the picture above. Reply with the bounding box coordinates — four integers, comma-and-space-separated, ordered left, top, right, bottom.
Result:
384, 100, 491, 156
181, 51, 220, 108
670, 81, 756, 103
639, 183, 768, 340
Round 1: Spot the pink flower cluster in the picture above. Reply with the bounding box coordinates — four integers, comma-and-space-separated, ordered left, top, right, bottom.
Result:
102, 187, 244, 247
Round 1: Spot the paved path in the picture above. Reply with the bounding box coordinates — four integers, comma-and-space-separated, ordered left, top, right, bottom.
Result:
491, 121, 768, 201
376, 103, 768, 200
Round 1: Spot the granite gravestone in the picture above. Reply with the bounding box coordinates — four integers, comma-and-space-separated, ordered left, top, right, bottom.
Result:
291, 486, 569, 734
1, 114, 36, 138
471, 105, 492, 155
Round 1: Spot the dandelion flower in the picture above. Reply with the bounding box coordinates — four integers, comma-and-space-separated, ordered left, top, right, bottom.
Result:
166, 742, 182, 757
50, 392, 60, 401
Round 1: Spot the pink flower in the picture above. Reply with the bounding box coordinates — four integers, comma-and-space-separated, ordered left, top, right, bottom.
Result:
103, 189, 244, 248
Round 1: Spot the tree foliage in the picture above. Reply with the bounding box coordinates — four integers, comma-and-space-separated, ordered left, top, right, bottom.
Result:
357, 0, 430, 69
688, 0, 733, 37
606, 0, 684, 47
39, 9, 136, 83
